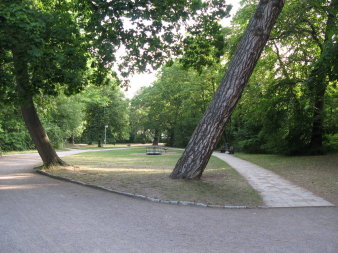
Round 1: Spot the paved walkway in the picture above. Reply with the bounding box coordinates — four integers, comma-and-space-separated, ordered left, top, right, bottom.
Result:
1, 152, 338, 253
213, 153, 334, 208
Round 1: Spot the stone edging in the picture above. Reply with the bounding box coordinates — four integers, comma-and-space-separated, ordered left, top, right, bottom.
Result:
36, 169, 263, 209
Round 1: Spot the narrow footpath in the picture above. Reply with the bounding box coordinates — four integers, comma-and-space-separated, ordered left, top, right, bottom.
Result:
213, 153, 334, 208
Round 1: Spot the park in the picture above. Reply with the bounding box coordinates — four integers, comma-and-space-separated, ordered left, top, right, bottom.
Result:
1, 0, 338, 252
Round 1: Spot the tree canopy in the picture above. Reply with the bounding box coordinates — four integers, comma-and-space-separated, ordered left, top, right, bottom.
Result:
0, 0, 231, 165
0, 0, 337, 177
129, 0, 337, 179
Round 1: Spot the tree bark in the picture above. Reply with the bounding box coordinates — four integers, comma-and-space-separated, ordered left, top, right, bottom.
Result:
21, 97, 68, 166
170, 0, 285, 179
307, 64, 328, 154
167, 128, 175, 147
309, 85, 325, 153
152, 129, 160, 146
12, 48, 67, 167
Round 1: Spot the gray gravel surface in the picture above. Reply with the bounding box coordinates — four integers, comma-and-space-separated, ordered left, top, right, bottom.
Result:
1, 152, 338, 253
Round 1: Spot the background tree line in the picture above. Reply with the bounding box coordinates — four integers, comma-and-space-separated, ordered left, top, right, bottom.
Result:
0, 82, 129, 151
1, 0, 337, 158
130, 0, 338, 155
0, 0, 228, 165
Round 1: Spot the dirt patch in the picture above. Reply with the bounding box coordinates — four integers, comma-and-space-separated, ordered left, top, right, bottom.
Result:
131, 152, 178, 156
202, 174, 226, 184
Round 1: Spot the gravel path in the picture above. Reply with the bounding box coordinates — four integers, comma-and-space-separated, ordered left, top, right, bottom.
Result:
1, 151, 337, 252
213, 153, 334, 207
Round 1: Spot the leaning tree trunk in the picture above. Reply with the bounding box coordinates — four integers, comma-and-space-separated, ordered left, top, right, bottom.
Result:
170, 0, 285, 179
12, 48, 67, 167
21, 98, 68, 167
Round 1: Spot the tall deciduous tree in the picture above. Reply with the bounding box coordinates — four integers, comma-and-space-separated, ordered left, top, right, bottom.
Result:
231, 0, 338, 154
306, 0, 338, 153
0, 1, 88, 166
130, 63, 222, 147
170, 0, 285, 179
80, 85, 129, 145
0, 0, 229, 166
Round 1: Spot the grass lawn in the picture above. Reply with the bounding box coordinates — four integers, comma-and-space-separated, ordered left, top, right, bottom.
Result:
235, 153, 338, 205
46, 149, 262, 206
2, 148, 68, 155
2, 150, 38, 155
1, 143, 147, 154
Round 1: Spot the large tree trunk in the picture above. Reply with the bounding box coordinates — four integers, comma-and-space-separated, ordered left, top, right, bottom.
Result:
308, 74, 326, 154
309, 99, 324, 151
170, 0, 285, 179
152, 129, 160, 146
21, 98, 67, 166
167, 128, 175, 147
12, 48, 67, 167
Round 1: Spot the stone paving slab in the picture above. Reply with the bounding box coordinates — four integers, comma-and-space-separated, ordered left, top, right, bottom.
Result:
213, 152, 334, 208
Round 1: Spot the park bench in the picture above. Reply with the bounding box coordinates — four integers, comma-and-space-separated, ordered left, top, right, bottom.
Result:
220, 144, 234, 154
146, 146, 163, 155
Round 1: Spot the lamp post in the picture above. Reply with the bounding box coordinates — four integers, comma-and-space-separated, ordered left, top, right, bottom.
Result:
104, 125, 108, 145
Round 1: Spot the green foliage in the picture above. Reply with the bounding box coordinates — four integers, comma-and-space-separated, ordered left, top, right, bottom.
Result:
1, 0, 336, 157
0, 84, 131, 151
179, 7, 231, 72
73, 0, 230, 79
0, 0, 90, 102
130, 0, 338, 155
0, 0, 232, 153
0, 104, 34, 151
35, 95, 86, 148
80, 85, 130, 144
227, 0, 338, 155
130, 63, 222, 147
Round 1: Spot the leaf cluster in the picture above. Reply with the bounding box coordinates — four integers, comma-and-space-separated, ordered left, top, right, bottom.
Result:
0, 0, 91, 102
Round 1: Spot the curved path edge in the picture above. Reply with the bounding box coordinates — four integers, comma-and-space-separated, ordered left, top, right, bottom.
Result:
36, 169, 258, 209
23, 146, 334, 209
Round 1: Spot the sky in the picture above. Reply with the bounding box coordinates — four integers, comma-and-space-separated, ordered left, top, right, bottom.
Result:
123, 0, 242, 99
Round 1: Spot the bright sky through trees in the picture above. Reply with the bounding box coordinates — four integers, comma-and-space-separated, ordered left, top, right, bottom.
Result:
123, 0, 241, 99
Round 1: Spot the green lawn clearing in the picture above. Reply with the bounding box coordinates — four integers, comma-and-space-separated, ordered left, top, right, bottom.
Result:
236, 153, 338, 205
45, 148, 262, 206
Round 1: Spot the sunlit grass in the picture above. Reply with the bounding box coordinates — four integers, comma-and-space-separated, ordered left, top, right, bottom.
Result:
3, 147, 68, 155
3, 150, 38, 155
47, 149, 262, 206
